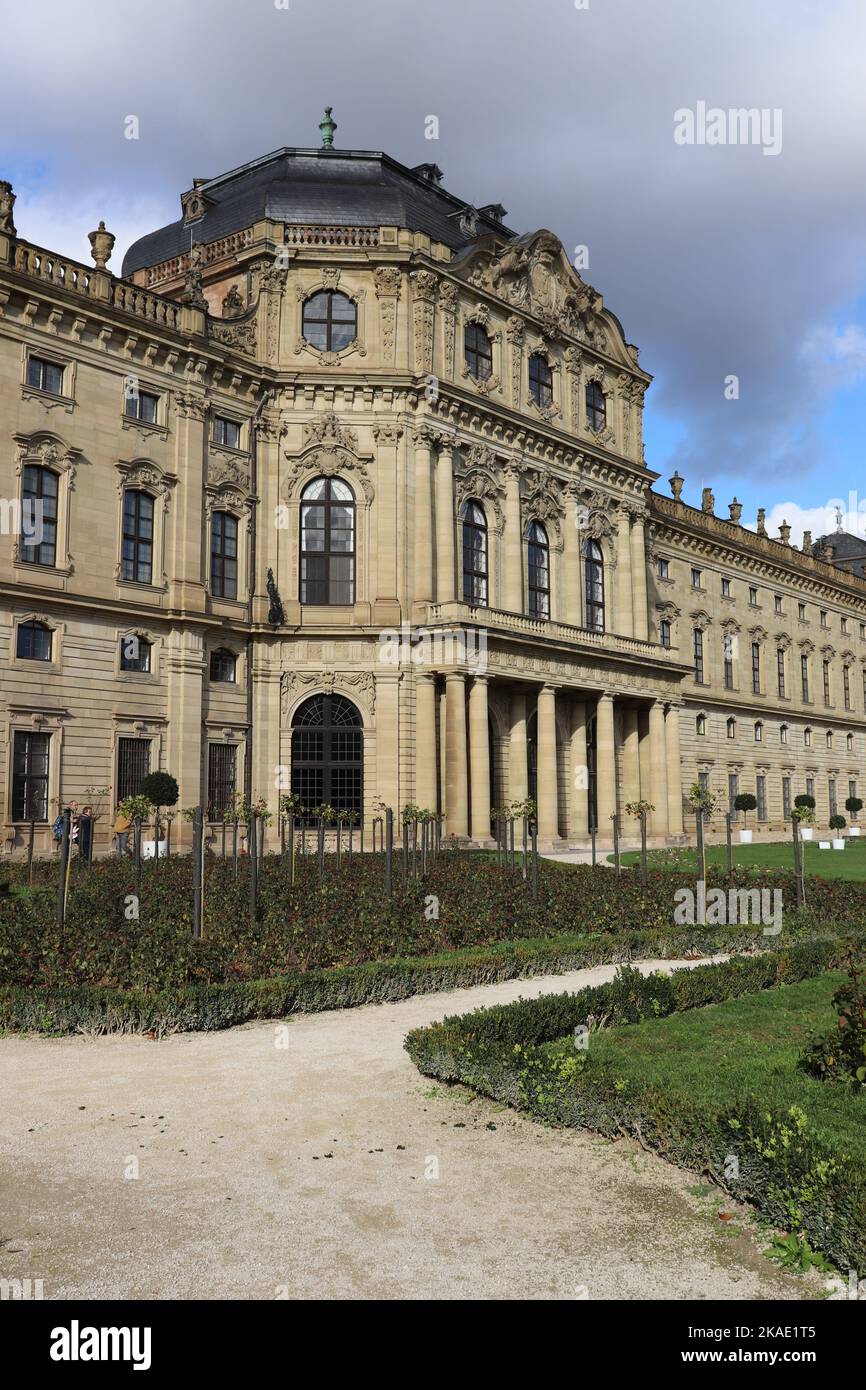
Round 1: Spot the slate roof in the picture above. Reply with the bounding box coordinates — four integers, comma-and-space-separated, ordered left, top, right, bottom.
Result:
810, 531, 866, 578
121, 147, 516, 276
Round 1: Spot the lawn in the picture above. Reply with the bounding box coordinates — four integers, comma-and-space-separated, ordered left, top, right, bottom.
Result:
614, 836, 866, 880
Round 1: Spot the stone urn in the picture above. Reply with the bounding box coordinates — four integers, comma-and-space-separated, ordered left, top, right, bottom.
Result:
88, 220, 115, 270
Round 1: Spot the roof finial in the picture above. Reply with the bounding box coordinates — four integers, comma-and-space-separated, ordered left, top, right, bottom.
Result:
319, 106, 337, 150
835, 504, 844, 533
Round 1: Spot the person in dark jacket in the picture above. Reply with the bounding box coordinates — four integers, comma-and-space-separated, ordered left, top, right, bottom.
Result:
78, 805, 94, 861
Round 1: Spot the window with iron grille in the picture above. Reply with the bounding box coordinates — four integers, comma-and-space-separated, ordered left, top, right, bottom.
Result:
698, 771, 710, 793
728, 772, 739, 809
119, 634, 151, 672
11, 731, 49, 821
782, 776, 791, 819
209, 648, 236, 682
756, 776, 767, 821
207, 743, 236, 820
300, 477, 355, 605
528, 354, 553, 406
211, 511, 238, 600
22, 465, 58, 567
829, 779, 837, 817
290, 694, 363, 823
117, 737, 150, 802
464, 322, 493, 380
527, 520, 549, 618
17, 620, 52, 661
806, 777, 815, 800
462, 500, 488, 606
121, 489, 154, 584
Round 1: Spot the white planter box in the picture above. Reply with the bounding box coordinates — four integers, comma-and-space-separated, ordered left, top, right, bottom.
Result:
832, 839, 845, 850
142, 839, 168, 859
738, 829, 753, 844
818, 840, 831, 850
849, 827, 861, 837
800, 828, 813, 841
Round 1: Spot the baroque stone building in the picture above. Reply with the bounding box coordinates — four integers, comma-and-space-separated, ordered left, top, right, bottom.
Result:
1, 120, 865, 855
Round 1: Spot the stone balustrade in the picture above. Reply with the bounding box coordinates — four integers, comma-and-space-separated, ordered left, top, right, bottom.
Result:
424, 601, 679, 662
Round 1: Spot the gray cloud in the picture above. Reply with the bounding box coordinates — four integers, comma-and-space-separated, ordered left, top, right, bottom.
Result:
3, 0, 865, 485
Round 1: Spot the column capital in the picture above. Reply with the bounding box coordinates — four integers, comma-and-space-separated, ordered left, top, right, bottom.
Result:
471, 673, 490, 686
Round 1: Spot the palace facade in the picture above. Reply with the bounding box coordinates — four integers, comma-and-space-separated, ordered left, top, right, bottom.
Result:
2, 118, 865, 855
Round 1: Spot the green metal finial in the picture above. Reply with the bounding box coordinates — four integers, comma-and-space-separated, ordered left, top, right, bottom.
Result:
319, 106, 337, 150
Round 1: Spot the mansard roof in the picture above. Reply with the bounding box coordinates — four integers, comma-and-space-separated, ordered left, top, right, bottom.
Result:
122, 146, 517, 275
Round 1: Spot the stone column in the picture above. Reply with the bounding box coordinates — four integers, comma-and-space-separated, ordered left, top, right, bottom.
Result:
438, 686, 447, 817
508, 690, 529, 802
373, 423, 402, 625
468, 676, 491, 841
615, 506, 633, 637
649, 699, 670, 836
638, 709, 650, 800
563, 488, 582, 627
665, 702, 684, 835
435, 444, 455, 604
375, 672, 401, 813
630, 507, 649, 641
412, 426, 436, 609
415, 674, 439, 812
165, 628, 206, 842
536, 685, 559, 840
444, 673, 468, 837
502, 463, 523, 613
568, 698, 589, 838
621, 706, 640, 806
595, 692, 617, 833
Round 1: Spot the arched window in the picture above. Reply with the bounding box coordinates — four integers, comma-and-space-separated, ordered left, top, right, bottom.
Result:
211, 511, 238, 600
696, 713, 707, 737
804, 727, 812, 747
847, 731, 855, 753
120, 634, 152, 673
22, 465, 58, 567
526, 520, 550, 618
302, 291, 357, 352
754, 720, 763, 742
17, 620, 52, 661
210, 648, 236, 683
826, 730, 833, 749
464, 322, 493, 381
300, 477, 355, 605
585, 380, 606, 432
528, 353, 553, 406
780, 723, 789, 745
121, 489, 154, 584
461, 500, 488, 604
583, 538, 604, 631
291, 693, 363, 822
726, 716, 736, 739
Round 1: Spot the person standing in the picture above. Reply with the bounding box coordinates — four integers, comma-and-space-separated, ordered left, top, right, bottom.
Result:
78, 805, 94, 862
113, 804, 131, 857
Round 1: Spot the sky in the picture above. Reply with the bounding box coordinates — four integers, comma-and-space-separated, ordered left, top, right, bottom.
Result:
2, 0, 865, 546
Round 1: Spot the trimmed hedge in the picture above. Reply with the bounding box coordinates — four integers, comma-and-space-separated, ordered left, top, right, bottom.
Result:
404, 940, 866, 1272
0, 924, 775, 1037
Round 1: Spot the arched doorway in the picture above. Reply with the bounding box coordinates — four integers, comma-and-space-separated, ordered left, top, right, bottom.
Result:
291, 693, 363, 823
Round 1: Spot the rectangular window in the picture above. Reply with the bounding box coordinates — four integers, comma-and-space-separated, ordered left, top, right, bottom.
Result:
213, 416, 241, 449
125, 389, 159, 424
799, 603, 806, 621
211, 512, 239, 600
207, 743, 237, 821
698, 771, 709, 794
777, 648, 786, 698
829, 779, 837, 818
691, 567, 702, 588
841, 618, 849, 635
723, 635, 734, 689
11, 730, 49, 821
117, 737, 151, 802
823, 660, 831, 704
660, 619, 671, 649
782, 776, 791, 819
721, 577, 731, 597
860, 624, 865, 641
728, 772, 739, 810
820, 610, 828, 628
27, 356, 64, 394
756, 776, 767, 822
751, 642, 761, 694
749, 586, 758, 606
806, 777, 815, 801
657, 557, 669, 579
801, 654, 809, 702
844, 666, 851, 709
22, 465, 58, 567
693, 628, 704, 684
774, 595, 783, 615
121, 490, 154, 584
849, 779, 857, 803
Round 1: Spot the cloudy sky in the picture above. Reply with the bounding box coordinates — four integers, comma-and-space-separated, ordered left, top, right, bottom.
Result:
3, 0, 865, 544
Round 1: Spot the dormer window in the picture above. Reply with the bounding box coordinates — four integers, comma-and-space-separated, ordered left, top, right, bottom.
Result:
528, 353, 553, 407
302, 291, 357, 352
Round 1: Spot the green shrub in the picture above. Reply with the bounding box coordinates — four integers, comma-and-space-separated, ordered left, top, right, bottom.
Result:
800, 958, 866, 1087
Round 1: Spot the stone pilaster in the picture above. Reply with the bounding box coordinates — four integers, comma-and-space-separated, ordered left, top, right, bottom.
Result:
563, 487, 582, 627
630, 507, 649, 641
411, 424, 437, 611
468, 676, 491, 841
508, 690, 529, 802
616, 506, 633, 637
595, 692, 616, 833
502, 463, 523, 613
375, 672, 401, 812
435, 444, 455, 604
444, 672, 468, 837
648, 699, 670, 836
568, 698, 589, 838
536, 684, 559, 840
415, 674, 438, 812
665, 702, 684, 835
373, 422, 402, 625
621, 705, 640, 806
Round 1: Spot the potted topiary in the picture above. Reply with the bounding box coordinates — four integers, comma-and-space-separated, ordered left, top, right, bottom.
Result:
733, 791, 757, 843
829, 813, 847, 850
138, 771, 179, 858
794, 793, 816, 840
845, 796, 863, 837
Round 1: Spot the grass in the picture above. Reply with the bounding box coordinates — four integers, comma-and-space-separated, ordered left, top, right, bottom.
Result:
613, 836, 866, 880
549, 972, 865, 1159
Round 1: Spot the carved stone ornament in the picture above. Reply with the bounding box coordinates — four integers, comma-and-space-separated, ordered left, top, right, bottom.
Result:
0, 180, 17, 234
281, 669, 375, 724
374, 266, 402, 297
210, 312, 257, 356
283, 413, 373, 501
690, 609, 712, 632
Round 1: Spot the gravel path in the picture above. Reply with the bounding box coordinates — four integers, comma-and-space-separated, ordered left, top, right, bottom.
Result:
0, 960, 811, 1300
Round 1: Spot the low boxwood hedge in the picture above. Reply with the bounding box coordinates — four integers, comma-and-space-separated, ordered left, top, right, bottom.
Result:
404, 939, 866, 1272
0, 923, 785, 1036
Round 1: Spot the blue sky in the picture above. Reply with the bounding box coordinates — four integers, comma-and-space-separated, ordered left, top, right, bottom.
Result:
2, 0, 865, 548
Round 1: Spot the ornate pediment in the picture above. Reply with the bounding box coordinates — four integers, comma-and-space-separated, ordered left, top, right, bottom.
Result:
691, 609, 712, 632
283, 413, 373, 502
523, 474, 563, 545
